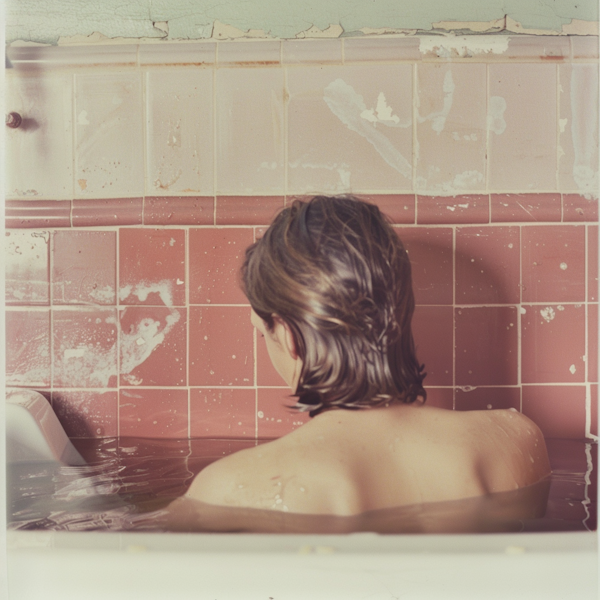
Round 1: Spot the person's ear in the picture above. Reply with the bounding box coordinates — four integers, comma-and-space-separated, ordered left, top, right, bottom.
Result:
272, 315, 298, 360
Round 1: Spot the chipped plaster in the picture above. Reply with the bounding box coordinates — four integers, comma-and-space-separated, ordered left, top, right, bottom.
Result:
5, 0, 599, 45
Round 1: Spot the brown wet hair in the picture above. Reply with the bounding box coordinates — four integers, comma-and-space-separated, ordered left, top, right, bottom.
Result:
242, 195, 426, 416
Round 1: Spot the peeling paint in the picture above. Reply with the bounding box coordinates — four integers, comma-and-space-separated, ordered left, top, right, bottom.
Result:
419, 35, 510, 57
7, 1, 598, 45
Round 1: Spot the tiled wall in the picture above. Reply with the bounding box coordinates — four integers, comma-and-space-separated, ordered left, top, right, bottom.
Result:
5, 36, 599, 441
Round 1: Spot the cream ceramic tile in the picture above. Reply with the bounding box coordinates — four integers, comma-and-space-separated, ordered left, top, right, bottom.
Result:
139, 42, 216, 65
74, 72, 144, 197
216, 68, 284, 194
282, 39, 342, 64
217, 41, 281, 65
343, 37, 421, 62
5, 73, 73, 198
416, 63, 486, 193
558, 64, 599, 196
146, 69, 214, 195
488, 64, 557, 192
7, 45, 138, 69
570, 36, 599, 59
287, 64, 413, 194
505, 36, 569, 59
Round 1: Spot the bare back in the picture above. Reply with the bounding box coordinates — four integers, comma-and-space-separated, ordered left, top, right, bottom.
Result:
184, 404, 551, 516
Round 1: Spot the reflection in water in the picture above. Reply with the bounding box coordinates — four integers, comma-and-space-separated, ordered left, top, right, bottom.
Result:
6, 437, 596, 534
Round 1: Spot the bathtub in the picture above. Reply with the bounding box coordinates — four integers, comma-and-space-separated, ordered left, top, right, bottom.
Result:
5, 390, 598, 600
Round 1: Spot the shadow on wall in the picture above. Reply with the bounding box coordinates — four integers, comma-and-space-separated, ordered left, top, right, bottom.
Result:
407, 232, 519, 411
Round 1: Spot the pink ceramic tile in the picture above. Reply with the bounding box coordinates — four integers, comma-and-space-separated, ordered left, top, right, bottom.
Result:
491, 193, 562, 223
423, 387, 454, 410
5, 73, 73, 198
74, 72, 144, 198
52, 391, 118, 438
489, 64, 557, 191
52, 231, 116, 305
521, 304, 585, 384
558, 64, 599, 195
216, 196, 284, 225
190, 388, 255, 438
455, 226, 520, 304
189, 306, 254, 386
591, 385, 598, 437
5, 200, 71, 229
589, 226, 598, 301
412, 306, 453, 386
119, 389, 188, 438
256, 388, 309, 439
5, 309, 50, 386
119, 229, 186, 306
146, 69, 214, 195
359, 194, 415, 224
119, 307, 186, 386
282, 39, 342, 64
5, 230, 49, 305
189, 228, 253, 305
416, 64, 487, 193
216, 68, 284, 194
589, 303, 598, 383
343, 37, 420, 62
455, 307, 518, 386
521, 225, 585, 303
287, 64, 413, 194
455, 387, 520, 412
144, 197, 214, 225
563, 194, 599, 222
257, 330, 286, 386
71, 198, 143, 227
522, 385, 586, 439
52, 308, 118, 388
217, 41, 281, 65
395, 227, 453, 305
416, 195, 489, 224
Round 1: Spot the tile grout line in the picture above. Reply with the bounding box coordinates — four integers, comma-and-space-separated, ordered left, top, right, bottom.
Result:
213, 62, 218, 225
412, 62, 418, 199
584, 225, 590, 437
49, 231, 55, 404
452, 225, 456, 410
70, 72, 77, 220
142, 64, 148, 202
518, 224, 523, 413
116, 228, 121, 438
485, 63, 490, 197
283, 65, 289, 201
253, 227, 259, 440
556, 63, 560, 195
186, 227, 191, 440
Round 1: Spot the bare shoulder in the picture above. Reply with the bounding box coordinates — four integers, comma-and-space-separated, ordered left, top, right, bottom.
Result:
476, 409, 551, 489
185, 439, 290, 509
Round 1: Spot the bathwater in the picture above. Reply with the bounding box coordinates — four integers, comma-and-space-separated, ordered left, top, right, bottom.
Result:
7, 437, 596, 534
